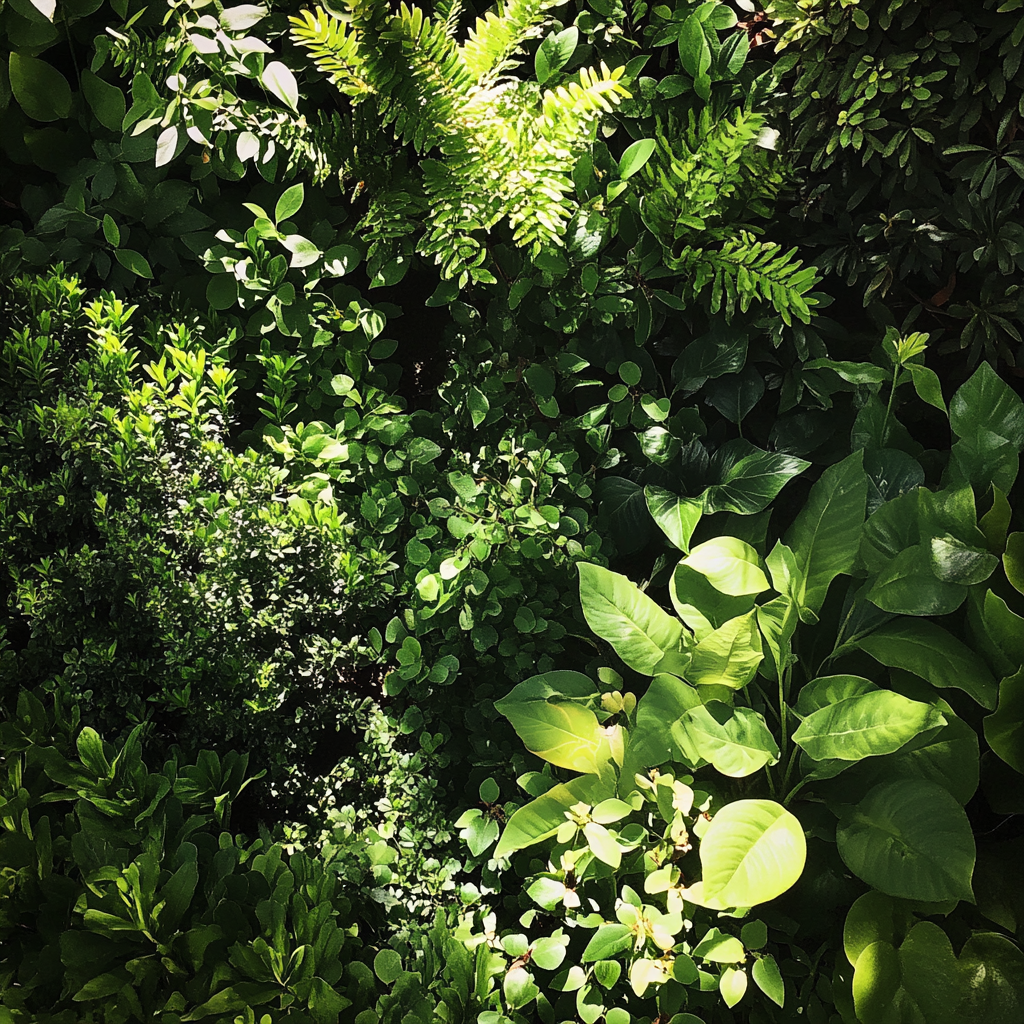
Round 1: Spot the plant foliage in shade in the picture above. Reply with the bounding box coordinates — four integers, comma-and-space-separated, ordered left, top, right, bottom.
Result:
766, 0, 1024, 366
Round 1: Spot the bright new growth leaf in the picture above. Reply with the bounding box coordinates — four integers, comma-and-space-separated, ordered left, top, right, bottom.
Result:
289, 0, 630, 283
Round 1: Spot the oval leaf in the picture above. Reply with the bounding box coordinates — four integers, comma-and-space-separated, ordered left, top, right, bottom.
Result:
792, 690, 946, 762
836, 779, 975, 902
618, 139, 656, 179
698, 800, 806, 908
261, 60, 299, 111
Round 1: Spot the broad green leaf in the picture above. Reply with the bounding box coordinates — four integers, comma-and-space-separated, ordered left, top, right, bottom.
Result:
979, 485, 1011, 553
836, 780, 975, 902
698, 799, 806, 907
578, 563, 683, 674
494, 693, 604, 773
115, 249, 153, 279
677, 14, 712, 97
856, 619, 998, 709
504, 967, 539, 1009
844, 891, 906, 966
752, 954, 785, 1008
958, 932, 1024, 1023
275, 183, 304, 223
983, 590, 1024, 666
674, 703, 779, 778
494, 775, 611, 859
670, 563, 754, 640
644, 486, 701, 552
76, 728, 110, 777
261, 60, 299, 111
687, 611, 763, 689
803, 358, 889, 385
784, 450, 868, 621
756, 595, 797, 683
582, 924, 632, 962
720, 966, 748, 1008
182, 983, 282, 1020
535, 26, 578, 84
864, 448, 924, 516
929, 535, 998, 585
984, 667, 1024, 773
840, 711, 979, 807
531, 935, 568, 971
861, 490, 921, 574
792, 690, 945, 762
102, 214, 120, 247
81, 70, 126, 132
9, 53, 72, 122
597, 476, 652, 555
896, 922, 963, 1024
795, 675, 878, 717
868, 544, 967, 616
704, 442, 809, 516
680, 537, 769, 597
618, 139, 656, 179
692, 928, 745, 963
950, 361, 1024, 450
852, 941, 901, 1024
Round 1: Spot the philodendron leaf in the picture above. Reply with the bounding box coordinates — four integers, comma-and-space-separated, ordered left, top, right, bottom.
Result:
578, 563, 683, 674
697, 799, 806, 908
868, 544, 968, 617
855, 619, 998, 709
957, 932, 1024, 1023
795, 675, 878, 717
836, 779, 975, 903
852, 940, 901, 1024
792, 690, 946, 762
784, 450, 868, 621
686, 611, 763, 689
674, 703, 779, 778
620, 674, 702, 791
644, 486, 702, 551
670, 563, 754, 640
680, 537, 769, 596
895, 922, 963, 1024
703, 441, 809, 516
494, 774, 612, 859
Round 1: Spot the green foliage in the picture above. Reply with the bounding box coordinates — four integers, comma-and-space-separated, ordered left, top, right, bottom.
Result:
0, 268, 397, 814
767, 0, 1024, 365
456, 326, 1024, 1023
0, 684, 502, 1024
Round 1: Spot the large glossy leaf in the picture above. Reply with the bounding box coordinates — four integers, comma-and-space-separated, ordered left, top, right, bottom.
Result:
984, 667, 1024, 773
9, 53, 72, 122
950, 362, 1024, 450
792, 690, 945, 761
861, 490, 921, 574
578, 563, 683, 674
686, 611, 763, 689
698, 799, 806, 908
856, 619, 998, 709
852, 941, 901, 1024
597, 476, 653, 555
702, 441, 809, 516
670, 563, 754, 640
895, 922, 964, 1024
836, 780, 975, 902
680, 537, 769, 596
494, 775, 612, 859
644, 486, 701, 552
868, 545, 967, 616
494, 674, 607, 773
795, 675, 877, 717
864, 448, 925, 517
674, 703, 779, 777
958, 932, 1024, 1023
841, 713, 980, 806
784, 450, 868, 621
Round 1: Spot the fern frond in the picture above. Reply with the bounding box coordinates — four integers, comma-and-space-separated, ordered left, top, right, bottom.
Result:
460, 0, 556, 82
539, 64, 631, 139
434, 0, 465, 38
289, 7, 373, 98
670, 233, 819, 325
